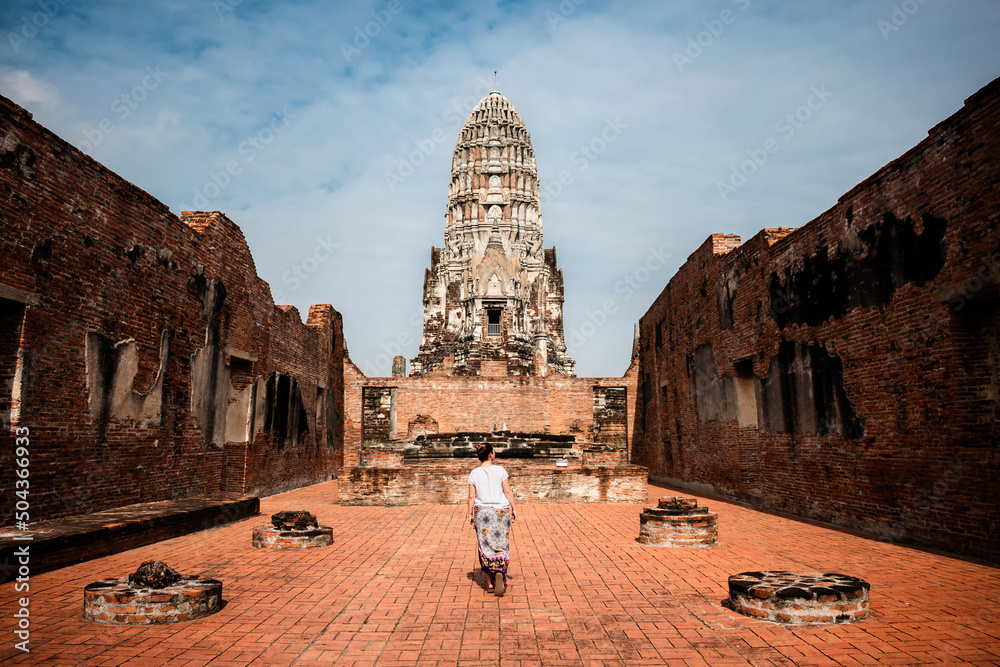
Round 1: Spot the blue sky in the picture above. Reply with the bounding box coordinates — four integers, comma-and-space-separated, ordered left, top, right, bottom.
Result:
2, 0, 999, 377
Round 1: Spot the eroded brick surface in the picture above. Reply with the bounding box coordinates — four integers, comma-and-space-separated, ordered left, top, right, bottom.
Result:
251, 524, 333, 549
636, 78, 1000, 561
343, 366, 639, 467
83, 577, 222, 625
0, 94, 345, 522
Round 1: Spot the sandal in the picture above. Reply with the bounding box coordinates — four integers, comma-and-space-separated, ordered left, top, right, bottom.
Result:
495, 574, 505, 597
486, 575, 495, 593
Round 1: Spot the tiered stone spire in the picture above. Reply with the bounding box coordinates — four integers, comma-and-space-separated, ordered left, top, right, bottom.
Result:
410, 91, 575, 377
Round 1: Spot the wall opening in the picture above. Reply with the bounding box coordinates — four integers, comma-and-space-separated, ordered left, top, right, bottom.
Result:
593, 386, 627, 446
362, 386, 397, 443
0, 298, 26, 432
274, 374, 290, 439
733, 358, 758, 427
487, 308, 502, 337
225, 356, 255, 443
263, 372, 308, 447
315, 385, 326, 450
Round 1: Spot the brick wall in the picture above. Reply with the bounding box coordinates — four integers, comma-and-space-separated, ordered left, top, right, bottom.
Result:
360, 446, 404, 468
593, 386, 628, 445
339, 460, 647, 505
0, 94, 345, 521
361, 387, 395, 444
582, 446, 627, 466
343, 359, 639, 467
635, 78, 1000, 561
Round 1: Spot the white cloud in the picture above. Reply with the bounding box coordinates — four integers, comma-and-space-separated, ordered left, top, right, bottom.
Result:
0, 68, 59, 109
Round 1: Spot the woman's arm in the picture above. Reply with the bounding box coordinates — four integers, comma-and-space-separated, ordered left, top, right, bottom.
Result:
501, 478, 517, 522
467, 484, 477, 528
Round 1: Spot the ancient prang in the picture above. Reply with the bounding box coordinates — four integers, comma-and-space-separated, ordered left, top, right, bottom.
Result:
411, 91, 575, 377
339, 91, 640, 504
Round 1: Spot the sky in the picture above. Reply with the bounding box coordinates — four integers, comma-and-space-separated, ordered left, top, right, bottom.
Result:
1, 0, 999, 378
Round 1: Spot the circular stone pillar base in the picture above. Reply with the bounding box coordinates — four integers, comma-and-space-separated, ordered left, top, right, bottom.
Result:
252, 525, 334, 549
728, 571, 870, 624
84, 578, 222, 625
639, 496, 718, 547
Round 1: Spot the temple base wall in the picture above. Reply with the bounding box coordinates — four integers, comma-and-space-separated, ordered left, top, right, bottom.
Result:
339, 460, 647, 505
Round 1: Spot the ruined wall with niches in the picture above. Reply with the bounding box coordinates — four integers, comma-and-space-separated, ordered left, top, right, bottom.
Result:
593, 386, 628, 446
636, 78, 1000, 561
0, 94, 344, 520
362, 387, 396, 444
343, 359, 638, 467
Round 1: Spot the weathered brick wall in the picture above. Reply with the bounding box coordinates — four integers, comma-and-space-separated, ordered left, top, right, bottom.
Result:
636, 78, 1000, 561
360, 446, 404, 468
361, 387, 395, 444
343, 359, 639, 467
582, 446, 627, 466
593, 386, 628, 445
339, 460, 647, 505
0, 94, 344, 521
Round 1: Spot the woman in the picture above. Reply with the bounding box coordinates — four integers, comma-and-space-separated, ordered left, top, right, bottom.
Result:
467, 442, 517, 596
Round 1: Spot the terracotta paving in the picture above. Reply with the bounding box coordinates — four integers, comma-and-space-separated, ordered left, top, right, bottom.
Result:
1, 481, 998, 666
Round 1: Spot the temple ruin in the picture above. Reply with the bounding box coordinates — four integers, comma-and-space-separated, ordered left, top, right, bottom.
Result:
1, 77, 998, 562
340, 91, 641, 503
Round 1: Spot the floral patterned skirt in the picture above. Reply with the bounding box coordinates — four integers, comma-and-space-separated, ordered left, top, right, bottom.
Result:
473, 505, 510, 577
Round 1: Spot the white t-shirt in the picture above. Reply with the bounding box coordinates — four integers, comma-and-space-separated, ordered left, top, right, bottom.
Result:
468, 465, 510, 509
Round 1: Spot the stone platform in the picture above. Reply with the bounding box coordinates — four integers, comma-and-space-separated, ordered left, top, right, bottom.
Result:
728, 571, 871, 624
339, 459, 647, 505
0, 494, 259, 583
252, 510, 334, 549
639, 496, 718, 546
83, 576, 223, 625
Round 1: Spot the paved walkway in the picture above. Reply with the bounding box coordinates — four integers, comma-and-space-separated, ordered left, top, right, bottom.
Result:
1, 481, 997, 666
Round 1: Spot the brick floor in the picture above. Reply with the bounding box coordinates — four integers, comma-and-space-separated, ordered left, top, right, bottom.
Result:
1, 481, 998, 665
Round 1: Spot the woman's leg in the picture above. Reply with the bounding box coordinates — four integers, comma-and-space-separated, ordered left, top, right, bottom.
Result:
493, 509, 511, 596
474, 507, 497, 591
475, 507, 510, 594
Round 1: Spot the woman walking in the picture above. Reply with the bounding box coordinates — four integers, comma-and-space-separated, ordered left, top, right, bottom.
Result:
467, 442, 517, 596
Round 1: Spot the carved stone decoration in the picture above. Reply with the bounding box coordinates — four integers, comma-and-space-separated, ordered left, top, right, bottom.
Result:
447, 231, 462, 258
410, 89, 576, 377
128, 561, 182, 589
270, 510, 318, 530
